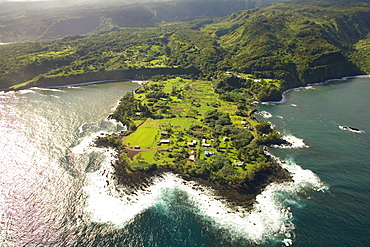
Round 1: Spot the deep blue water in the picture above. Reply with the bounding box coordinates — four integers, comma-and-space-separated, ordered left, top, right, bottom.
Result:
0, 77, 369, 246
258, 76, 370, 246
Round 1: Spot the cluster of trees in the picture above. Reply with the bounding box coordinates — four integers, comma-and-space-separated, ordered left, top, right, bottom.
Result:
0, 0, 279, 43
254, 120, 286, 146
214, 75, 282, 102
200, 109, 282, 184
203, 109, 232, 127
111, 92, 151, 127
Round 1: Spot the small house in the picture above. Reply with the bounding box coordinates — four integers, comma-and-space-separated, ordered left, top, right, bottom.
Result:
159, 140, 171, 144
188, 155, 195, 161
134, 145, 140, 149
187, 140, 197, 147
202, 143, 211, 147
204, 151, 214, 156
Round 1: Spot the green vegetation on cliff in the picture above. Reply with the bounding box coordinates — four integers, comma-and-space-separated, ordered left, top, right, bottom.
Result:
1, 0, 370, 101
0, 0, 282, 43
203, 0, 370, 86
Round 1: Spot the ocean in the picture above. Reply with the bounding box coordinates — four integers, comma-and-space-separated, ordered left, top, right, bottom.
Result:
0, 77, 369, 246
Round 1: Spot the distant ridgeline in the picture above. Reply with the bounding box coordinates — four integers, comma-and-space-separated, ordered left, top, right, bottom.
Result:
1, 0, 370, 100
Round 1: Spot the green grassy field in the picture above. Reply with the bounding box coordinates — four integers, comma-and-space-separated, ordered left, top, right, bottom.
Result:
109, 76, 282, 184
124, 79, 241, 160
125, 119, 160, 148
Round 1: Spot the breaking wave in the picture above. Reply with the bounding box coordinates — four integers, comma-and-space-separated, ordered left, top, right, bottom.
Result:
82, 144, 325, 246
274, 134, 309, 149
258, 111, 273, 118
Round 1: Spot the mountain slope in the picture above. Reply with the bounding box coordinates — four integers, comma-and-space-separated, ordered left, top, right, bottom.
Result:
0, 0, 283, 42
1, 0, 370, 101
204, 0, 370, 88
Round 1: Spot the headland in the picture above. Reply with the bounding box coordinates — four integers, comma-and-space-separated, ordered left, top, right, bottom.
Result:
95, 76, 292, 207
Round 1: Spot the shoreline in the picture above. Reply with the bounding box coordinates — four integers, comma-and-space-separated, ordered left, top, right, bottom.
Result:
106, 144, 292, 209
94, 77, 293, 208
92, 73, 370, 207
0, 79, 144, 95
2, 72, 368, 98
0, 67, 201, 93
36, 79, 133, 89
0, 79, 133, 93
262, 74, 370, 104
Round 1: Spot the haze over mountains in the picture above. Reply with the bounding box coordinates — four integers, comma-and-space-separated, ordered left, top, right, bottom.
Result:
1, 0, 370, 99
0, 0, 285, 42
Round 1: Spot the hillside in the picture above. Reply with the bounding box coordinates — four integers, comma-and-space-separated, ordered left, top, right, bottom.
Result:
204, 0, 370, 87
1, 0, 370, 101
0, 0, 282, 43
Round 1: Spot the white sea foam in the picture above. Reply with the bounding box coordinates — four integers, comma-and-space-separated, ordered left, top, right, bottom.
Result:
38, 79, 138, 90
132, 80, 148, 85
272, 134, 309, 149
83, 152, 326, 246
339, 126, 365, 133
18, 89, 36, 94
279, 157, 328, 193
258, 111, 273, 118
85, 171, 178, 226
32, 87, 63, 92
71, 134, 99, 154
72, 118, 124, 154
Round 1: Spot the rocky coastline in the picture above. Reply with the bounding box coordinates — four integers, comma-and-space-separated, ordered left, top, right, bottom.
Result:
96, 137, 292, 209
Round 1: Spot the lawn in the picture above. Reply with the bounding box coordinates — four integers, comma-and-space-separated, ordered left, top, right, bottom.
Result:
125, 121, 160, 148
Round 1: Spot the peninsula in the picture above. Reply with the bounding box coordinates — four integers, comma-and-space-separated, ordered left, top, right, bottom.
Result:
96, 75, 291, 206
1, 0, 370, 205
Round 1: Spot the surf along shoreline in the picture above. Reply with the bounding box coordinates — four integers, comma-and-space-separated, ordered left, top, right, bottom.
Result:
94, 74, 369, 208
96, 136, 291, 209
93, 76, 296, 209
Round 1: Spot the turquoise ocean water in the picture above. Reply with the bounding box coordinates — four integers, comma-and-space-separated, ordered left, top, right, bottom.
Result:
0, 77, 369, 246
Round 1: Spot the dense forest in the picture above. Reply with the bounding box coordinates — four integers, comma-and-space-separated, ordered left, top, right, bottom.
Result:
0, 0, 281, 42
1, 0, 370, 101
